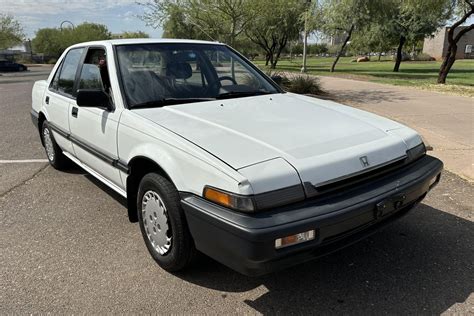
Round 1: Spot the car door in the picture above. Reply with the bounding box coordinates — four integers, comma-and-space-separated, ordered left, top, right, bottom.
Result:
44, 47, 84, 155
68, 46, 123, 188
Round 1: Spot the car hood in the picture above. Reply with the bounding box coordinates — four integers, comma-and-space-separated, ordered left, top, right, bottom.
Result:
134, 93, 420, 188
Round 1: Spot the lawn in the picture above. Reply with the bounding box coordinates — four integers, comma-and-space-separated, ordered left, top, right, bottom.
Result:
254, 57, 474, 97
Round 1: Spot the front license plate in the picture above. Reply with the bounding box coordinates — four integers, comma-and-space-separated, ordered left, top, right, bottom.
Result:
375, 194, 407, 218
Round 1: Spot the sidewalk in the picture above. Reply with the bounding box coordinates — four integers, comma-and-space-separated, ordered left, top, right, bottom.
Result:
319, 76, 473, 181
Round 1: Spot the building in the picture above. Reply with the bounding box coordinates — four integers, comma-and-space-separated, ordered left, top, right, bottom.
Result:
423, 26, 474, 60
0, 42, 32, 61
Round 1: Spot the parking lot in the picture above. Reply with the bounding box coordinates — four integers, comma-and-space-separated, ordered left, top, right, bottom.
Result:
1, 67, 473, 314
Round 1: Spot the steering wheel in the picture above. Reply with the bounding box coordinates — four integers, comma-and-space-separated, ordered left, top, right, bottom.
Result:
205, 76, 238, 95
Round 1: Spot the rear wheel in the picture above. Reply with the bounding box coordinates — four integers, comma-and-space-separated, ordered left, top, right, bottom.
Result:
41, 121, 69, 170
137, 173, 196, 272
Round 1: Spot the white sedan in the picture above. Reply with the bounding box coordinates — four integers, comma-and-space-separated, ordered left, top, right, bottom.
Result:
31, 39, 443, 276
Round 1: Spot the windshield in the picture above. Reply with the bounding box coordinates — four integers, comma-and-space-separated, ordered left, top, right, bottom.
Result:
115, 43, 280, 108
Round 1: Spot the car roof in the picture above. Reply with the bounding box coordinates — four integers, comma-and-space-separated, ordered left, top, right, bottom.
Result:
69, 38, 224, 48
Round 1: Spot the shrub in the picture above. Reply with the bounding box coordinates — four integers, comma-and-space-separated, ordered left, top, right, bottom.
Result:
413, 53, 435, 61
47, 58, 57, 64
266, 70, 322, 95
287, 75, 322, 95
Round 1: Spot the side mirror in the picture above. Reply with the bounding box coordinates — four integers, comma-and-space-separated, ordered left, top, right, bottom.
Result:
271, 75, 283, 85
76, 89, 113, 111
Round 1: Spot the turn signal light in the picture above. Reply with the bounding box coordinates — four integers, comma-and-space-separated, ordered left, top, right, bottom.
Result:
275, 230, 315, 249
203, 186, 255, 212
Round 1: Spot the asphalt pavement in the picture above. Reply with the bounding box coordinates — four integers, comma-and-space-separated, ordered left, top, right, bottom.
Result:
1, 67, 473, 314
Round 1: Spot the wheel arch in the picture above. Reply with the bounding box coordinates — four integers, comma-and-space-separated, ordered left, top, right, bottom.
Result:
125, 156, 176, 222
38, 111, 47, 146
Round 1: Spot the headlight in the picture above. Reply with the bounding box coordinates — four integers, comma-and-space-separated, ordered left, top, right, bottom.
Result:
406, 142, 426, 162
203, 186, 255, 212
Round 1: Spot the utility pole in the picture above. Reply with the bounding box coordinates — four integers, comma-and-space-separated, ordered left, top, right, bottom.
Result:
301, 0, 312, 73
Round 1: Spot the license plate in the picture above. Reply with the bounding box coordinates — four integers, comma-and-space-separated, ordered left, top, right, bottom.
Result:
375, 194, 407, 218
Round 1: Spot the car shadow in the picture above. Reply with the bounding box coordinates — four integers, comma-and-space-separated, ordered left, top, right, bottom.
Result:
74, 166, 472, 314
175, 203, 473, 314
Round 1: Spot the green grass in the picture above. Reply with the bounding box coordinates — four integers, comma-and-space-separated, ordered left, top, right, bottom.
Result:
254, 57, 474, 96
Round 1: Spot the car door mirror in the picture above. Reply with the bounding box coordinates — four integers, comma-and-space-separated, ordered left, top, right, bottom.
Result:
76, 89, 113, 111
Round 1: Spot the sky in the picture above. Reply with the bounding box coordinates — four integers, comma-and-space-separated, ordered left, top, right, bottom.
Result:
2, 0, 473, 42
1, 0, 164, 39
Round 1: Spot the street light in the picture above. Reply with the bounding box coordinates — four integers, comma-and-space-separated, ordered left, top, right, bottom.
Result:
60, 20, 75, 31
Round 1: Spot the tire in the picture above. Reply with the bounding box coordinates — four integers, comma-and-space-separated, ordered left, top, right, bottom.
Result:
41, 121, 69, 170
137, 173, 196, 272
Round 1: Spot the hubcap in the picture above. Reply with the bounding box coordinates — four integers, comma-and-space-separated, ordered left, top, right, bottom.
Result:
142, 190, 172, 255
43, 127, 55, 162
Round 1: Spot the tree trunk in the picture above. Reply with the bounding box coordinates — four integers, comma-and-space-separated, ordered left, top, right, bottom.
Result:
378, 51, 382, 61
330, 24, 354, 73
271, 48, 283, 69
265, 52, 271, 66
269, 54, 275, 69
438, 48, 457, 84
393, 35, 406, 72
437, 2, 474, 84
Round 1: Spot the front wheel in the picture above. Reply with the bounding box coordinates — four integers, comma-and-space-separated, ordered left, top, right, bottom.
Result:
41, 121, 69, 170
137, 173, 196, 272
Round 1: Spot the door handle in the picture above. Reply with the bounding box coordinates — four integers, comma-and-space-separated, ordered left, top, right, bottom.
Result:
71, 107, 78, 118
45, 96, 49, 104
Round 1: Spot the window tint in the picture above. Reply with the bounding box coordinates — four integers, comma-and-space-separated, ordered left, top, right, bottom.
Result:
57, 48, 84, 96
50, 61, 63, 91
116, 44, 278, 107
78, 48, 108, 90
79, 64, 103, 89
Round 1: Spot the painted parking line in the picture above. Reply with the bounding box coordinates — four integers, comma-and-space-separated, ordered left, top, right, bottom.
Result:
0, 159, 48, 164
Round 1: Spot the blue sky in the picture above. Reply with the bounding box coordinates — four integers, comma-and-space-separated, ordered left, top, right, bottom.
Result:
2, 0, 473, 41
2, 0, 164, 39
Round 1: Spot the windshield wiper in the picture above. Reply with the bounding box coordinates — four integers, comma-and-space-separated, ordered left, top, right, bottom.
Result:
131, 97, 215, 109
216, 90, 272, 100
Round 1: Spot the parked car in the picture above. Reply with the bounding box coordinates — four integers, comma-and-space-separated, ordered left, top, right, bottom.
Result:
31, 39, 443, 276
0, 60, 27, 72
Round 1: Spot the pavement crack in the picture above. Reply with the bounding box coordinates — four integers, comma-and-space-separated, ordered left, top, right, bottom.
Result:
0, 163, 49, 199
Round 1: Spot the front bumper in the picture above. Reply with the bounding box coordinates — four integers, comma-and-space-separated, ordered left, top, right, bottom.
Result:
181, 155, 443, 276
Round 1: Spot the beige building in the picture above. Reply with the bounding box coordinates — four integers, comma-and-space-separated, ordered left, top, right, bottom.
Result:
423, 26, 474, 60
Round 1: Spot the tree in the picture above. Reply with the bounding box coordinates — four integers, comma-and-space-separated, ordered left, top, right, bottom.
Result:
32, 28, 63, 57
320, 0, 378, 72
161, 4, 205, 39
140, 0, 256, 46
71, 22, 111, 43
32, 23, 111, 58
112, 31, 150, 39
349, 23, 394, 59
385, 0, 451, 72
438, 0, 474, 83
0, 14, 25, 49
245, 0, 306, 68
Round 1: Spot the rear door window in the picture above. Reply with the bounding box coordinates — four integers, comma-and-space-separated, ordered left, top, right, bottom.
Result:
56, 48, 84, 97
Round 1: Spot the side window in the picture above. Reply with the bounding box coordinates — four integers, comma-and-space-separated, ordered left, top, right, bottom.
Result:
57, 48, 84, 97
78, 64, 103, 89
78, 48, 110, 92
50, 61, 63, 91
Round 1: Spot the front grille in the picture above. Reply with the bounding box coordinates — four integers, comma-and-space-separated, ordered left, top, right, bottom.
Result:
304, 157, 409, 198
254, 184, 306, 210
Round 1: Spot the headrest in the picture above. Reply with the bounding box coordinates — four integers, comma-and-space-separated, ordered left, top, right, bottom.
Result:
166, 62, 192, 79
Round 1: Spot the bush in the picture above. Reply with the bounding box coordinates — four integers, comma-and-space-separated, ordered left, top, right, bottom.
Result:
266, 70, 322, 95
392, 52, 411, 61
287, 75, 322, 95
47, 58, 57, 64
413, 53, 435, 61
